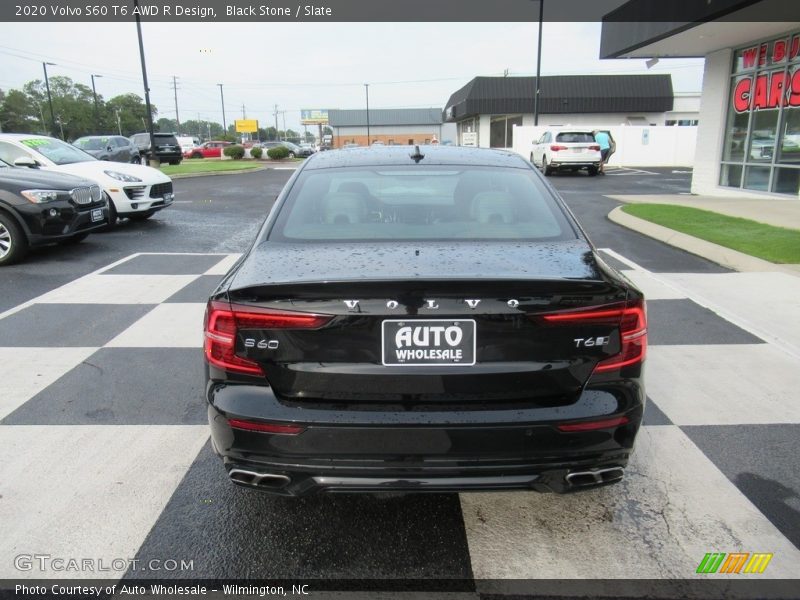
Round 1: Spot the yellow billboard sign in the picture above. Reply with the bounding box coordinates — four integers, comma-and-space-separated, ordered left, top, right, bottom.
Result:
235, 119, 259, 133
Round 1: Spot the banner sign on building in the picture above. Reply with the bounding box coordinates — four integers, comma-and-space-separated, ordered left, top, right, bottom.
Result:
235, 119, 259, 133
731, 32, 800, 113
301, 110, 329, 125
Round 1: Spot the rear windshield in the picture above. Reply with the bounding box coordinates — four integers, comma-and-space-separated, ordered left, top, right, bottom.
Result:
556, 132, 595, 143
154, 134, 179, 144
269, 166, 574, 242
74, 138, 105, 150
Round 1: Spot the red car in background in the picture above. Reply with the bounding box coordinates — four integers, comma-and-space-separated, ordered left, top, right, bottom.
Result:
186, 141, 231, 159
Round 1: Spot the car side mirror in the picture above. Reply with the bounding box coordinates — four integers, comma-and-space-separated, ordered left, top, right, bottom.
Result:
13, 157, 38, 168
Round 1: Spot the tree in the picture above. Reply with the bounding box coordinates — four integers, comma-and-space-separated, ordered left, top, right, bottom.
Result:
156, 117, 178, 133
323, 126, 333, 136
0, 89, 41, 133
106, 93, 157, 137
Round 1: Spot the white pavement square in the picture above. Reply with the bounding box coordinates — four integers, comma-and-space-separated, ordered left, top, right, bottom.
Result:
619, 269, 687, 300
35, 274, 200, 305
204, 254, 241, 275
646, 344, 800, 426
106, 303, 207, 348
0, 425, 209, 579
460, 426, 800, 580
0, 347, 99, 420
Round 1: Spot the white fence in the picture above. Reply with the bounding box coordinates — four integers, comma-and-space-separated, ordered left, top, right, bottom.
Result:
510, 125, 697, 168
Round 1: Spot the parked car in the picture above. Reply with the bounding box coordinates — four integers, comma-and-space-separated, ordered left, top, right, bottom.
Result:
0, 158, 108, 265
204, 145, 647, 497
298, 142, 316, 156
129, 132, 183, 165
262, 141, 308, 158
530, 129, 602, 176
342, 142, 360, 149
186, 141, 232, 159
176, 136, 201, 155
73, 135, 140, 164
0, 134, 174, 225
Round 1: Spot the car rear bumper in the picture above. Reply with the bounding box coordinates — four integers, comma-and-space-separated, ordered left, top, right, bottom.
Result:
207, 380, 644, 496
550, 159, 601, 168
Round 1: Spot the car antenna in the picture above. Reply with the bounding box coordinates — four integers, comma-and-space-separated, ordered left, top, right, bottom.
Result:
409, 145, 425, 163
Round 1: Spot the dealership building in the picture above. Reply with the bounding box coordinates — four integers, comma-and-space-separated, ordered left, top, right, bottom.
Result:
442, 74, 698, 149
327, 108, 455, 148
601, 2, 800, 197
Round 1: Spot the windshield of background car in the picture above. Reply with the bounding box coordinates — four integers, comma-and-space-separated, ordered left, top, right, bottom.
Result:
74, 138, 105, 150
19, 137, 96, 165
270, 165, 575, 242
154, 134, 179, 144
556, 132, 595, 143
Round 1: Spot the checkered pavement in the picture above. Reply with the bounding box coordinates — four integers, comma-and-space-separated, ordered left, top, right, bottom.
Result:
1, 251, 799, 588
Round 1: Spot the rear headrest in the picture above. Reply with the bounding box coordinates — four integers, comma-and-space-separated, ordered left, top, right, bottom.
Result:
470, 191, 515, 224
320, 192, 368, 225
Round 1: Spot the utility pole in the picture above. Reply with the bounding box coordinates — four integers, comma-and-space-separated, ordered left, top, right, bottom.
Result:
281, 111, 286, 139
134, 0, 158, 165
172, 75, 181, 134
90, 74, 102, 134
115, 108, 122, 135
217, 83, 227, 136
533, 0, 544, 126
364, 83, 370, 145
42, 62, 57, 138
274, 104, 279, 140
242, 104, 246, 119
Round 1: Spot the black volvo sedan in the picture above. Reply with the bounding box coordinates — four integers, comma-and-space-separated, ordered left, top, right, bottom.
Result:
204, 145, 647, 496
0, 159, 108, 265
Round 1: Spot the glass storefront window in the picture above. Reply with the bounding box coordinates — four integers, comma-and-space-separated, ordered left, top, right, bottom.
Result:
773, 168, 800, 194
720, 30, 800, 195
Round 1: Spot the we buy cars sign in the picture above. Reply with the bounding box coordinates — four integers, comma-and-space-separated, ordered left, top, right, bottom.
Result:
732, 32, 800, 113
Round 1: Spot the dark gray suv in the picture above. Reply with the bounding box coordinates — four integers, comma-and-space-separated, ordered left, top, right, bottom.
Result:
130, 133, 183, 165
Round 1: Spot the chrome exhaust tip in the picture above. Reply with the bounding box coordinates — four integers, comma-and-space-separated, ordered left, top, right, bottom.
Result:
565, 467, 624, 487
229, 469, 291, 489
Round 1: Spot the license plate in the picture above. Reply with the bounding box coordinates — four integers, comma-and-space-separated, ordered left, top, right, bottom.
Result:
382, 319, 476, 366
91, 208, 104, 222
572, 147, 584, 153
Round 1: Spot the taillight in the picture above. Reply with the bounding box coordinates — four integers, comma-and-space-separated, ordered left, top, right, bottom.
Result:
557, 416, 629, 432
589, 144, 601, 151
540, 298, 647, 373
228, 418, 305, 434
204, 300, 331, 375
550, 145, 568, 152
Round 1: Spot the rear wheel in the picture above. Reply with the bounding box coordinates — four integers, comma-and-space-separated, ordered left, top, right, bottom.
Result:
192, 151, 203, 159
0, 212, 28, 266
542, 158, 553, 176
587, 166, 599, 176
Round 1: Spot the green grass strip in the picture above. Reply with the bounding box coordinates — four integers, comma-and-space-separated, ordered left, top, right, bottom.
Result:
159, 159, 264, 176
621, 203, 800, 264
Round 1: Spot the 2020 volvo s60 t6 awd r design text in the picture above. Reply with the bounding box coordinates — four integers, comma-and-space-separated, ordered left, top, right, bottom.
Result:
204, 145, 647, 496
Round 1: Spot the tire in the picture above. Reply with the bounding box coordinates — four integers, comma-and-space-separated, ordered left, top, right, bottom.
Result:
100, 198, 118, 231
127, 211, 154, 222
0, 212, 28, 266
542, 157, 553, 176
191, 152, 203, 159
169, 160, 181, 165
288, 152, 295, 159
58, 232, 90, 245
530, 153, 535, 164
131, 154, 141, 164
587, 166, 599, 176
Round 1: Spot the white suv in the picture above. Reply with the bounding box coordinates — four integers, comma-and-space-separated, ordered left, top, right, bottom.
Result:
0, 134, 173, 225
530, 130, 602, 176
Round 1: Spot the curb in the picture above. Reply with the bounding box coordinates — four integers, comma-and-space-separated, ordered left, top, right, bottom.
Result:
608, 206, 800, 277
168, 166, 269, 179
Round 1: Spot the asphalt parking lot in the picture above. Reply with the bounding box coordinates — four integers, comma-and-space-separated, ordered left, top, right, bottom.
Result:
1, 164, 799, 595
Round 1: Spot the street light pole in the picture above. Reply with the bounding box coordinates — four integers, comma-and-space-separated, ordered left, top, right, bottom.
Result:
134, 0, 158, 165
364, 83, 370, 146
217, 84, 227, 136
42, 62, 57, 138
90, 74, 102, 134
533, 0, 544, 126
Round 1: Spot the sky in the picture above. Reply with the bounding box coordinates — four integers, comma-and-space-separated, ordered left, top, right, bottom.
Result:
0, 22, 704, 132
